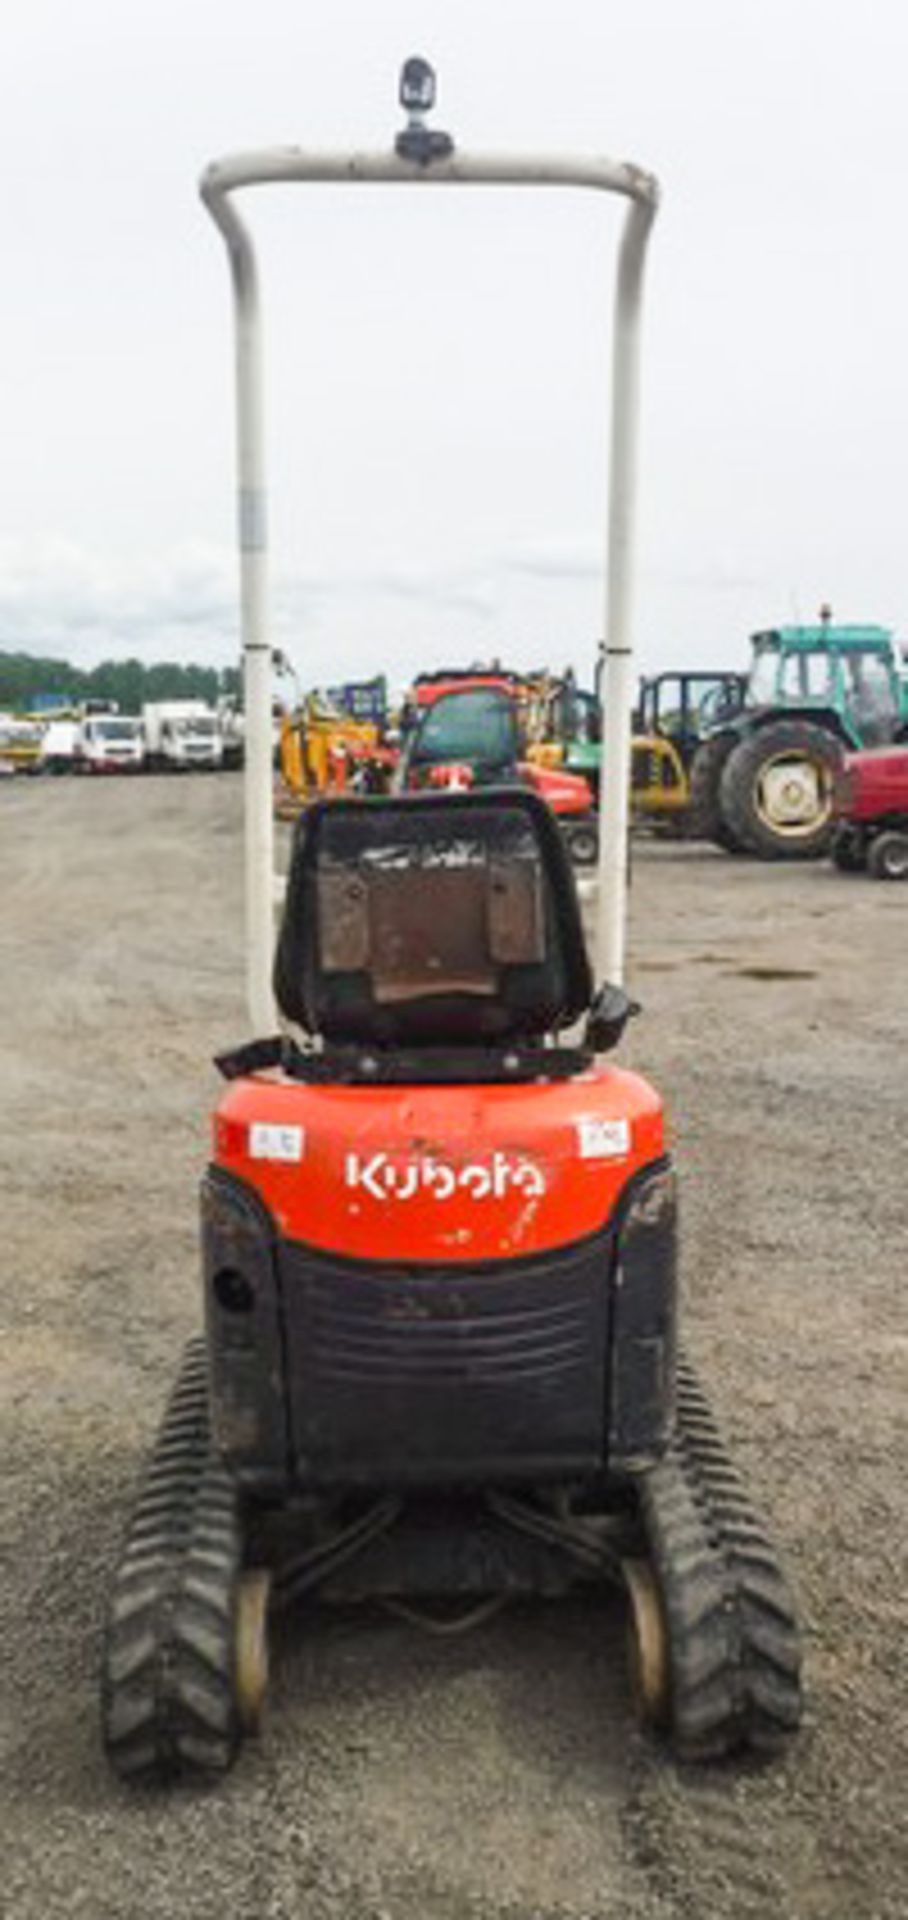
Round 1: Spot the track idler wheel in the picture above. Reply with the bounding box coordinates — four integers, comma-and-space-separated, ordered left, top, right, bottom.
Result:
234, 1569, 271, 1733
622, 1557, 670, 1727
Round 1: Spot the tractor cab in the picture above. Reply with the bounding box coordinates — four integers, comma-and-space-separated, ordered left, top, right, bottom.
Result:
635, 672, 746, 769
744, 626, 903, 749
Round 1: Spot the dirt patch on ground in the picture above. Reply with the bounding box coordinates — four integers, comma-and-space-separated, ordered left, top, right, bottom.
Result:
1, 776, 906, 1919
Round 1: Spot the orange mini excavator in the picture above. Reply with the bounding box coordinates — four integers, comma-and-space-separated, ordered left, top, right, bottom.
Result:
101, 62, 801, 1784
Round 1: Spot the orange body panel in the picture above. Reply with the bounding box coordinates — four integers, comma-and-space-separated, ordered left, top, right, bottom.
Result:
214, 1065, 665, 1263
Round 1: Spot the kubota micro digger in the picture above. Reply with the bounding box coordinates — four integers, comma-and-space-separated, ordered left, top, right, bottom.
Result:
101, 61, 802, 1783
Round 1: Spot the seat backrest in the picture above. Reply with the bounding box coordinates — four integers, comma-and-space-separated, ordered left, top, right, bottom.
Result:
274, 789, 592, 1047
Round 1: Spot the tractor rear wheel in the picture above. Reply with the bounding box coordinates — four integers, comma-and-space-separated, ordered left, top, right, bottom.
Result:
719, 721, 841, 859
713, 816, 748, 855
867, 828, 908, 880
687, 736, 747, 852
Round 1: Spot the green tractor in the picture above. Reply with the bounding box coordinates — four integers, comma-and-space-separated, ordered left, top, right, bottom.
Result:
689, 622, 908, 858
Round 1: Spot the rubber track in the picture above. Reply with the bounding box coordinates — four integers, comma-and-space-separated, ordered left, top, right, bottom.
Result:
640, 1353, 802, 1762
101, 1339, 244, 1784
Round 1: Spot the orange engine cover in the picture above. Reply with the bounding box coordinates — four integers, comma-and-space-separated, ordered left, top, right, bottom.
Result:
213, 1065, 665, 1264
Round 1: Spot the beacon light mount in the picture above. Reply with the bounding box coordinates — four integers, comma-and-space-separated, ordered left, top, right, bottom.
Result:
395, 56, 454, 166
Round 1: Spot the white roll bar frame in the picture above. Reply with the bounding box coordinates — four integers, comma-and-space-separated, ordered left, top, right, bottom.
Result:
200, 143, 658, 1029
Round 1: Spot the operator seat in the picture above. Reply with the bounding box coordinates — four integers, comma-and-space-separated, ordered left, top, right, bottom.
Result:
274, 790, 594, 1051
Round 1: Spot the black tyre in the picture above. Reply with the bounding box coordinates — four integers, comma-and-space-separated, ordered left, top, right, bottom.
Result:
867, 828, 908, 880
713, 816, 749, 855
562, 816, 599, 868
687, 735, 747, 851
719, 721, 842, 859
830, 825, 867, 873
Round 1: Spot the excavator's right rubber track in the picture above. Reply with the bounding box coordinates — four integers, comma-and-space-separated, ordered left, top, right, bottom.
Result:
640, 1355, 802, 1761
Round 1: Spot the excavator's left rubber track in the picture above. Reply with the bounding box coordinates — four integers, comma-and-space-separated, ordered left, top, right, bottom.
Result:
101, 1339, 246, 1785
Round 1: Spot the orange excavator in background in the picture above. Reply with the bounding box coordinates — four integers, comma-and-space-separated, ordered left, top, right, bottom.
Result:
398, 678, 600, 865
276, 665, 600, 863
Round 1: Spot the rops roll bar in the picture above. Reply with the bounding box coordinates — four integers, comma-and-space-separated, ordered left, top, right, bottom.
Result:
200, 63, 658, 1028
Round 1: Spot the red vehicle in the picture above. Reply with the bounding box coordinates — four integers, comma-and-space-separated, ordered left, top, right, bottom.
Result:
400, 684, 600, 863
830, 746, 908, 878
408, 668, 523, 710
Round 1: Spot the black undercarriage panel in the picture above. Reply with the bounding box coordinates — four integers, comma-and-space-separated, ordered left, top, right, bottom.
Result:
276, 1234, 614, 1487
202, 1162, 676, 1494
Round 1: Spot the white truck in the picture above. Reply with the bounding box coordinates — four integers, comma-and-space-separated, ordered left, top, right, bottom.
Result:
142, 701, 224, 771
76, 713, 146, 773
40, 717, 80, 773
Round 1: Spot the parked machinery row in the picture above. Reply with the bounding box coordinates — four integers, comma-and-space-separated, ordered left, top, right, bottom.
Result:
1, 700, 234, 775
8, 625, 908, 880
543, 617, 908, 864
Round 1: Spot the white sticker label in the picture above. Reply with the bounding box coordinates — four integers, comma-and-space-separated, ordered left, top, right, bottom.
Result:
249, 1122, 305, 1163
575, 1116, 631, 1161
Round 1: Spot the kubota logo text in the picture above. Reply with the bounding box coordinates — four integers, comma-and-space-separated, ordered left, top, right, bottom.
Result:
345, 1151, 546, 1203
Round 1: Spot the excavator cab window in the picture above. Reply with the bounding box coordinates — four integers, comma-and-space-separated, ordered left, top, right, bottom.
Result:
406, 689, 520, 781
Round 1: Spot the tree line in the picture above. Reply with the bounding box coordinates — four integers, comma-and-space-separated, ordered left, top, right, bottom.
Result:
0, 651, 242, 713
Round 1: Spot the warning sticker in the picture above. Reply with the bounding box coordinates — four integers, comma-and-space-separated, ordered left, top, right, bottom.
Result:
575, 1116, 631, 1161
249, 1122, 305, 1163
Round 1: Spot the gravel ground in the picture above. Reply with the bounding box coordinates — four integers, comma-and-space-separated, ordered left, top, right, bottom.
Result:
1, 773, 906, 1920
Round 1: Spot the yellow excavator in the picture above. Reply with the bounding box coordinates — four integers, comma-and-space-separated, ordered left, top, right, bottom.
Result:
0, 714, 44, 774
276, 693, 392, 820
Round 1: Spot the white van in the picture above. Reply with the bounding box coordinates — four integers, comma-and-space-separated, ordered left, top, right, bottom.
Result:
76, 715, 146, 773
142, 702, 224, 771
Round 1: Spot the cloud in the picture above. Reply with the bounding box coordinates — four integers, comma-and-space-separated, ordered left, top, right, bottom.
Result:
0, 530, 782, 693
503, 537, 601, 583
0, 536, 332, 666
502, 535, 768, 597
0, 534, 510, 670
0, 536, 234, 660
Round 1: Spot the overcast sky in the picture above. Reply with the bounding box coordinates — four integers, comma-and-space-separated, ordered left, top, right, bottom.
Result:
2, 1, 907, 693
